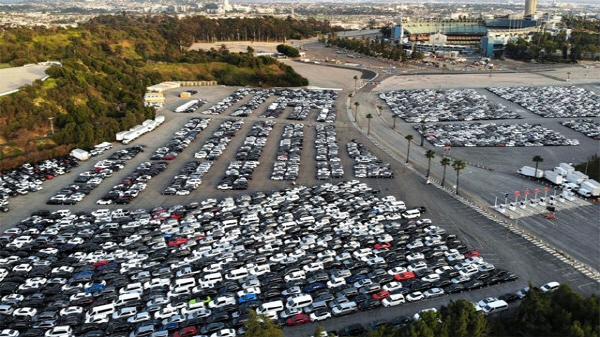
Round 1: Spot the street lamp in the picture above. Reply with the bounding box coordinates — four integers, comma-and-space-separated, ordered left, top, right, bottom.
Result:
48, 117, 55, 135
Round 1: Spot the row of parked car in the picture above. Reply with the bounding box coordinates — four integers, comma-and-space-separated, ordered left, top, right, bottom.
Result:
315, 125, 343, 180
230, 91, 272, 118
162, 161, 213, 196
47, 147, 144, 206
202, 89, 249, 116
560, 119, 600, 140
193, 119, 244, 161
380, 89, 520, 123
1, 157, 80, 211
96, 161, 169, 205
271, 124, 304, 181
150, 118, 210, 161
217, 162, 259, 191
347, 141, 394, 179
416, 122, 579, 148
487, 86, 600, 118
0, 180, 517, 337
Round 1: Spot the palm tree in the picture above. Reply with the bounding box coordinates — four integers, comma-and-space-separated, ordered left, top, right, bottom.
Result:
353, 75, 358, 93
425, 150, 435, 177
405, 134, 414, 163
366, 114, 373, 135
353, 101, 360, 123
392, 114, 398, 129
532, 155, 544, 178
440, 157, 451, 187
452, 159, 467, 195
377, 105, 383, 116
419, 120, 426, 146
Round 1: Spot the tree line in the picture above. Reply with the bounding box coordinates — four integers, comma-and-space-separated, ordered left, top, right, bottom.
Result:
0, 15, 321, 169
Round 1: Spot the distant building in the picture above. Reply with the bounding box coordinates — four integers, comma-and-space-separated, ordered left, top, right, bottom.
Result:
143, 92, 165, 108
525, 0, 537, 17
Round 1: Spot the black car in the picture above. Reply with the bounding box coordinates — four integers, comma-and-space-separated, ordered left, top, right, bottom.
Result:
464, 280, 485, 290
339, 323, 367, 337
444, 283, 465, 294
200, 322, 225, 335
359, 298, 381, 311
499, 292, 520, 303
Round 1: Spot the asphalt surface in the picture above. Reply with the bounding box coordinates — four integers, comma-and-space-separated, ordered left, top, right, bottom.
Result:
0, 45, 599, 337
0, 64, 50, 95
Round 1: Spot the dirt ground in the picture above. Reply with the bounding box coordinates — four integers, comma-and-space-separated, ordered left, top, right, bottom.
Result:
189, 39, 308, 54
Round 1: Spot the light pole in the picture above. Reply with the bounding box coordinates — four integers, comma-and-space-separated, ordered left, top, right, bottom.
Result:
48, 117, 55, 135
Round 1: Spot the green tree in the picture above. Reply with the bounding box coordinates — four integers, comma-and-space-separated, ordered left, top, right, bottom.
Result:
354, 101, 360, 123
405, 134, 414, 163
366, 113, 373, 135
425, 150, 436, 178
353, 74, 359, 93
440, 299, 488, 337
377, 105, 383, 116
532, 155, 544, 178
440, 156, 452, 187
245, 310, 284, 337
392, 113, 398, 129
452, 159, 467, 195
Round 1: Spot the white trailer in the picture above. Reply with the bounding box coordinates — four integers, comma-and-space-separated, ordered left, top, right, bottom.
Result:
116, 131, 128, 141
566, 171, 588, 185
155, 115, 165, 124
553, 167, 568, 177
174, 99, 200, 113
544, 170, 564, 185
70, 149, 90, 161
579, 179, 600, 197
558, 163, 575, 174
517, 166, 543, 178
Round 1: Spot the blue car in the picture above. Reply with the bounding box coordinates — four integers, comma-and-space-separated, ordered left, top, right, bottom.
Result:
97, 262, 119, 271
346, 274, 367, 284
85, 284, 105, 294
304, 282, 327, 293
238, 293, 258, 304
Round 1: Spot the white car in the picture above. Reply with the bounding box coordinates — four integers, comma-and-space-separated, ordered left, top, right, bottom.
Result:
13, 307, 37, 318
382, 281, 403, 292
421, 274, 441, 283
327, 277, 346, 289
208, 296, 235, 309
154, 306, 180, 320
0, 329, 19, 337
406, 292, 424, 302
45, 326, 73, 337
540, 281, 560, 293
59, 306, 83, 316
423, 288, 445, 298
112, 306, 137, 320
310, 309, 332, 322
210, 329, 236, 337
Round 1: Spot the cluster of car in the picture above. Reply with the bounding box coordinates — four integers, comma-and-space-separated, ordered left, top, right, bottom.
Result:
96, 161, 168, 205
88, 144, 114, 157
347, 141, 394, 178
487, 86, 600, 118
202, 89, 250, 115
315, 125, 343, 180
230, 91, 272, 117
1, 157, 80, 210
271, 124, 304, 181
193, 119, 244, 161
261, 98, 288, 119
234, 121, 274, 162
162, 161, 213, 196
150, 118, 210, 161
316, 108, 337, 123
560, 119, 600, 140
417, 122, 579, 148
380, 89, 520, 123
217, 161, 259, 190
0, 180, 519, 337
174, 98, 207, 114
47, 147, 144, 206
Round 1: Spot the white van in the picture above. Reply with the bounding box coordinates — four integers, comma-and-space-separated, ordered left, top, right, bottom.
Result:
174, 277, 196, 289
286, 294, 313, 309
481, 300, 508, 315
86, 303, 115, 319
115, 293, 141, 307
382, 294, 405, 307
225, 267, 249, 281
202, 272, 223, 283
402, 209, 421, 219
256, 300, 284, 315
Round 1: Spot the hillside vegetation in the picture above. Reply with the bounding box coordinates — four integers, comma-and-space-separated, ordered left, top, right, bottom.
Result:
0, 15, 321, 169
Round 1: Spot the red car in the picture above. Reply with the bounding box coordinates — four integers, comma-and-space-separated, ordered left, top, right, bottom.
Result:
93, 260, 108, 267
168, 238, 189, 247
374, 242, 392, 250
173, 326, 198, 337
464, 250, 481, 259
373, 290, 391, 301
286, 313, 310, 326
394, 271, 416, 281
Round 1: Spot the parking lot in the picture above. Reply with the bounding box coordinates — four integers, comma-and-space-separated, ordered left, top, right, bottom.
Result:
0, 54, 598, 337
